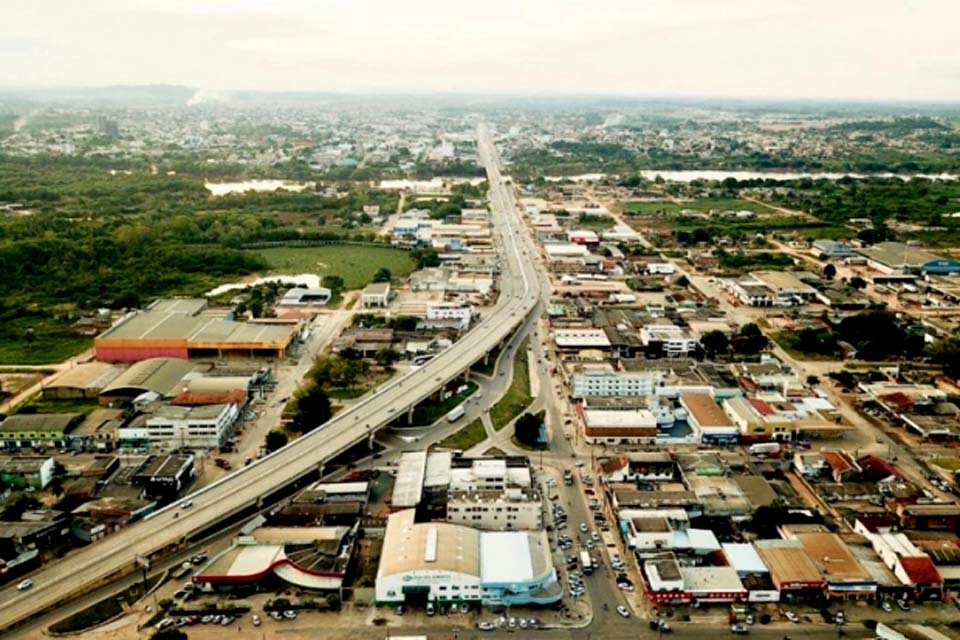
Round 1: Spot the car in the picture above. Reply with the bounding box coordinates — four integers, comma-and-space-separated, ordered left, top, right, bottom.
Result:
616, 605, 630, 618
835, 611, 845, 625
220, 615, 234, 626
269, 611, 283, 621
252, 615, 261, 626
201, 615, 214, 624
745, 613, 755, 625
880, 601, 893, 613
896, 599, 911, 611
478, 621, 496, 631
591, 531, 600, 541
459, 603, 469, 614
579, 523, 588, 533
17, 579, 32, 591
174, 590, 188, 600
283, 610, 297, 620
180, 500, 193, 509
426, 602, 436, 616
730, 623, 749, 634
156, 618, 174, 630
211, 615, 222, 624
617, 583, 635, 592
784, 611, 800, 622
519, 619, 528, 629
395, 604, 404, 616
508, 616, 517, 628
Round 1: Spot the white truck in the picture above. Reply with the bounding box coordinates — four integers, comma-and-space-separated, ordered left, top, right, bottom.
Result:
446, 405, 466, 422
749, 442, 781, 457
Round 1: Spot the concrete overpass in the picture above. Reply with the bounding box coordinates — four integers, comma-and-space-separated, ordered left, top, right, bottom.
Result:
0, 125, 538, 632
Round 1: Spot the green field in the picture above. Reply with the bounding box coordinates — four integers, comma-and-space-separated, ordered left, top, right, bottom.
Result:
252, 245, 416, 290
622, 198, 771, 215
435, 418, 487, 451
410, 382, 478, 426
930, 457, 960, 471
491, 339, 532, 431
0, 314, 91, 365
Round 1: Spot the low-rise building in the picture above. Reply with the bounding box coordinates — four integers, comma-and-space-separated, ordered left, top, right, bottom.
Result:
131, 453, 194, 500
119, 402, 240, 450
361, 282, 392, 308
582, 408, 658, 444
0, 456, 55, 489
681, 393, 738, 443
570, 364, 664, 399
446, 488, 542, 531
0, 413, 85, 451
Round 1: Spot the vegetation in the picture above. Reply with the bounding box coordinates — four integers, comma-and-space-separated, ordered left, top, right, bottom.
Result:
491, 339, 532, 430
435, 418, 487, 451
717, 250, 794, 271
409, 382, 477, 426
773, 311, 924, 361
514, 412, 544, 447
288, 384, 332, 434
929, 335, 960, 379
253, 245, 415, 290
152, 630, 188, 640
264, 430, 288, 453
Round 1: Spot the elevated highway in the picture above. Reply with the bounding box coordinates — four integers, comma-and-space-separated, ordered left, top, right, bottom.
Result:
0, 125, 538, 631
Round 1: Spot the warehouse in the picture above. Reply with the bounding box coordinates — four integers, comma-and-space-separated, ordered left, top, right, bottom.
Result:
754, 539, 826, 600
99, 357, 196, 405
0, 413, 85, 450
41, 362, 122, 400
95, 303, 298, 362
681, 393, 738, 443
375, 509, 561, 607
857, 242, 945, 274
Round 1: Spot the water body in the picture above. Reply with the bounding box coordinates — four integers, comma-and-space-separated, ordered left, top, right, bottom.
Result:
544, 170, 959, 183
206, 273, 321, 297
205, 180, 314, 196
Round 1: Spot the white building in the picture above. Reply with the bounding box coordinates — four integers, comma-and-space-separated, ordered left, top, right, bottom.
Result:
119, 402, 239, 450
446, 488, 542, 531
639, 325, 699, 357
583, 409, 658, 445
375, 509, 561, 607
426, 302, 474, 329
361, 282, 392, 308
449, 458, 532, 492
571, 364, 664, 398
553, 328, 611, 350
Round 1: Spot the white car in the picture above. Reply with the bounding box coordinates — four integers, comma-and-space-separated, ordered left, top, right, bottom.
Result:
252, 615, 261, 626
617, 605, 630, 618
17, 579, 33, 591
784, 611, 800, 622
478, 621, 495, 631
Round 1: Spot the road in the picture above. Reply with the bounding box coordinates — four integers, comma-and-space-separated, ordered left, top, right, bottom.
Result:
0, 124, 540, 633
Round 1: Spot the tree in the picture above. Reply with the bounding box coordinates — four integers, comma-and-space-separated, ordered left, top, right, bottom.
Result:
515, 412, 542, 446
732, 323, 768, 355
675, 275, 690, 288
700, 330, 729, 358
806, 375, 820, 386
928, 335, 960, 379
321, 274, 345, 292
264, 430, 288, 453
249, 299, 264, 318
849, 276, 867, 290
152, 629, 188, 640
374, 347, 399, 369
372, 268, 392, 283
290, 385, 331, 434
823, 264, 836, 279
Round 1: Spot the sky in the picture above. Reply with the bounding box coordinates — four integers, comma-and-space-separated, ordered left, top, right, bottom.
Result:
2, 0, 959, 101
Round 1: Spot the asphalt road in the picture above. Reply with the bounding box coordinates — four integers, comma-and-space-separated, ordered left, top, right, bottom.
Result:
0, 124, 539, 633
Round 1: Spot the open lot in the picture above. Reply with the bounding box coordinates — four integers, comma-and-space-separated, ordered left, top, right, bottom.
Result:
251, 245, 416, 290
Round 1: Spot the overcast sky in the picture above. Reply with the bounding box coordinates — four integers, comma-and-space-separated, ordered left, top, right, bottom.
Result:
2, 0, 959, 101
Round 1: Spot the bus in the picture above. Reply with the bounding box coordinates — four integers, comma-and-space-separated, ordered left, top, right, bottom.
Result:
580, 550, 593, 574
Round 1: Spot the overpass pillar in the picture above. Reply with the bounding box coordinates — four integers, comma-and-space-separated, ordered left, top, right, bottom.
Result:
407, 406, 415, 423
368, 432, 375, 449
317, 462, 325, 477
484, 352, 490, 366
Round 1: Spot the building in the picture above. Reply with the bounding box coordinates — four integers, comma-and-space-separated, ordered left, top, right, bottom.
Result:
642, 554, 747, 604
722, 543, 780, 602
425, 302, 474, 329
0, 456, 55, 489
570, 364, 664, 399
582, 409, 658, 444
131, 454, 194, 500
866, 532, 944, 601
750, 271, 818, 303
278, 287, 332, 306
681, 393, 738, 443
41, 361, 122, 400
754, 540, 826, 600
361, 282, 392, 308
722, 397, 792, 441
639, 325, 699, 357
99, 357, 196, 406
0, 413, 85, 451
119, 402, 240, 450
446, 488, 542, 531
95, 302, 298, 362
811, 240, 854, 259
553, 328, 611, 351
375, 509, 561, 607
857, 242, 945, 274
790, 532, 876, 600
194, 525, 356, 594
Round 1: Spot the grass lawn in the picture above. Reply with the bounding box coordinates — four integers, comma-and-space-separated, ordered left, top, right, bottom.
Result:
252, 245, 416, 290
491, 338, 532, 431
574, 216, 615, 231
930, 457, 960, 471
770, 331, 841, 361
13, 395, 100, 415
0, 314, 91, 365
435, 418, 487, 451
622, 198, 771, 215
410, 382, 477, 426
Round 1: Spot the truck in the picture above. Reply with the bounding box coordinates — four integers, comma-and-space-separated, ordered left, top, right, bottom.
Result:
580, 550, 593, 574
749, 442, 781, 457
446, 405, 466, 422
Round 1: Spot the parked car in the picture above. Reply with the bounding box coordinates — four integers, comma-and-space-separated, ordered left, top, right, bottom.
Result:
730, 623, 749, 634
269, 611, 283, 621
616, 605, 630, 618
283, 610, 297, 620
784, 611, 800, 622
17, 579, 32, 591
896, 600, 911, 612
880, 601, 892, 613
426, 602, 436, 616
252, 615, 261, 626
477, 621, 495, 631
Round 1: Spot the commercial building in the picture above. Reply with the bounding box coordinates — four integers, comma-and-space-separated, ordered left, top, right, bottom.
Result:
722, 397, 793, 441
95, 301, 298, 362
131, 454, 194, 500
553, 328, 611, 351
0, 456, 55, 489
446, 488, 542, 531
278, 287, 332, 306
582, 409, 658, 444
754, 540, 826, 599
375, 509, 561, 607
857, 242, 945, 274
194, 525, 356, 594
865, 531, 944, 601
0, 413, 85, 451
425, 302, 474, 329
570, 364, 664, 399
639, 325, 699, 357
789, 531, 876, 599
722, 543, 780, 602
361, 282, 392, 308
99, 357, 196, 405
642, 554, 747, 604
119, 402, 240, 450
750, 271, 818, 303
41, 362, 122, 400
681, 393, 738, 443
